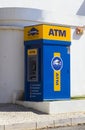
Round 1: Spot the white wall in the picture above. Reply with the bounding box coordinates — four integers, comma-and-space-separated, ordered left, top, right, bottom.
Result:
0, 0, 84, 15
0, 8, 85, 27
71, 27, 85, 96
0, 26, 24, 103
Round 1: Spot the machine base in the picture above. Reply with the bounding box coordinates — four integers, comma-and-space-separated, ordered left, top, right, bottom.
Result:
16, 99, 85, 114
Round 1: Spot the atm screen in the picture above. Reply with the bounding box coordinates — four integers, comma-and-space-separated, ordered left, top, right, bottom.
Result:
27, 49, 38, 82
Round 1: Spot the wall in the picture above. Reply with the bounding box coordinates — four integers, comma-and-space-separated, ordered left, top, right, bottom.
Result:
0, 1, 85, 26
71, 27, 85, 96
0, 26, 24, 103
0, 0, 84, 15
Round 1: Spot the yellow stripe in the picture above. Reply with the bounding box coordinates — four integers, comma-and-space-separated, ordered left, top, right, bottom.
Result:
54, 53, 61, 91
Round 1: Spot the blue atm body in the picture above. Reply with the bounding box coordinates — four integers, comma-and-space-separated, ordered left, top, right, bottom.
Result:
24, 39, 71, 101
24, 24, 71, 101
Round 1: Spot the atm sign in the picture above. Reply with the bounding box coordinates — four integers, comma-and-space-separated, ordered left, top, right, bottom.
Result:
24, 24, 71, 41
28, 49, 37, 55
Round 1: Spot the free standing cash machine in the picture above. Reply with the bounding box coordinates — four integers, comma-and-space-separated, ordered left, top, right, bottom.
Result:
24, 24, 71, 101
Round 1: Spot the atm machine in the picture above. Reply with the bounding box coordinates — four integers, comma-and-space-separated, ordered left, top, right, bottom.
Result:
24, 24, 71, 101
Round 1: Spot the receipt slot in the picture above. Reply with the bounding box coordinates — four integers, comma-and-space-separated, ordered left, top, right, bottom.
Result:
24, 24, 71, 101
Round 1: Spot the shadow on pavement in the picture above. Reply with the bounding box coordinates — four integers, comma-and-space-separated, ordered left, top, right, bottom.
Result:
0, 103, 45, 114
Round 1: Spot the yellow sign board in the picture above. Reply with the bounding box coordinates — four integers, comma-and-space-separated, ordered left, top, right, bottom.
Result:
27, 49, 37, 56
24, 24, 71, 41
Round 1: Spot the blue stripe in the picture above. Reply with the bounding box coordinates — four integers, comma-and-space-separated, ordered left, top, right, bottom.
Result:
24, 39, 71, 46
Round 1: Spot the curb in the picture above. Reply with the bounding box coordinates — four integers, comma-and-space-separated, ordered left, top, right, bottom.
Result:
5, 122, 36, 130
72, 117, 85, 125
0, 117, 85, 130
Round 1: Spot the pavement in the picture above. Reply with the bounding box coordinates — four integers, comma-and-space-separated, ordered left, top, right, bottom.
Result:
0, 103, 85, 130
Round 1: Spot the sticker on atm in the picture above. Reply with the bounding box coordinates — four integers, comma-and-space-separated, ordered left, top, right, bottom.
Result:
51, 53, 63, 91
28, 49, 37, 56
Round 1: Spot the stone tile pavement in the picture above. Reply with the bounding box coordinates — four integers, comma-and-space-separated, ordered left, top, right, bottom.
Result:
0, 104, 85, 130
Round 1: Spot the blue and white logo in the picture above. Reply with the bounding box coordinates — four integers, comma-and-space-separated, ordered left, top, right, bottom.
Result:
51, 57, 63, 71
28, 28, 39, 36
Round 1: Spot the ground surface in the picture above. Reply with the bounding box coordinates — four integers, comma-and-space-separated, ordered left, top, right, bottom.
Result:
0, 104, 85, 125
47, 124, 85, 130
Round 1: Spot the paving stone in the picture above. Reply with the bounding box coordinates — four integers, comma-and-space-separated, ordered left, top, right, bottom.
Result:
72, 117, 85, 125
0, 103, 85, 129
54, 118, 72, 127
36, 120, 54, 129
5, 122, 36, 130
